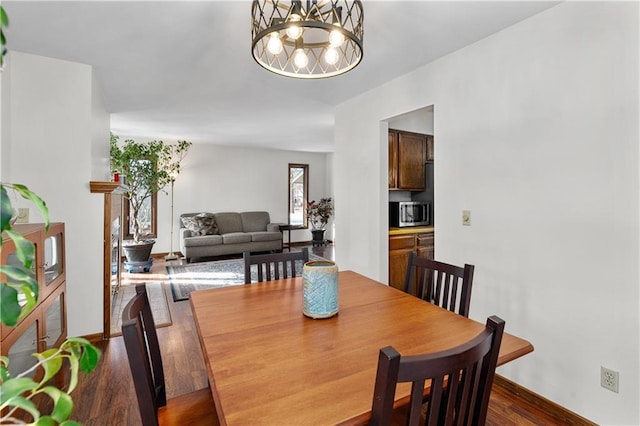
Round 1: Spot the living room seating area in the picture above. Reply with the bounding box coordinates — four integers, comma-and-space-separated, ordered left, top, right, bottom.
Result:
179, 211, 282, 263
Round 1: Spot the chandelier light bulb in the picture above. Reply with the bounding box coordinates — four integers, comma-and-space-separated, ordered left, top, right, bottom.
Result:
286, 23, 303, 40
286, 12, 303, 40
266, 32, 283, 54
329, 29, 345, 47
324, 48, 339, 65
294, 49, 309, 68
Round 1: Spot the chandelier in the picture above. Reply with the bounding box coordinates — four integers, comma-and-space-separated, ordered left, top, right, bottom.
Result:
251, 1, 364, 79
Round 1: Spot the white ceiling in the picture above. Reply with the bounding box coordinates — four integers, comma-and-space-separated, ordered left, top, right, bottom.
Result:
4, 1, 558, 152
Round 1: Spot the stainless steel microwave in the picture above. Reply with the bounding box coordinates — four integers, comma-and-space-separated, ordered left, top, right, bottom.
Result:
389, 201, 430, 227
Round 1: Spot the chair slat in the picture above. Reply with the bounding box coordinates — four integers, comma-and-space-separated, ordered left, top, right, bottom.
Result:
243, 248, 309, 284
404, 252, 475, 317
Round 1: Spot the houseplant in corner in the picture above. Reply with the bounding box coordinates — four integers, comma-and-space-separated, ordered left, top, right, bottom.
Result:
110, 134, 191, 272
307, 197, 334, 246
1, 183, 101, 425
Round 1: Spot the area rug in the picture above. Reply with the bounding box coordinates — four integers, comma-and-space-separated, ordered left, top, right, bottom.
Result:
110, 281, 172, 335
167, 254, 326, 302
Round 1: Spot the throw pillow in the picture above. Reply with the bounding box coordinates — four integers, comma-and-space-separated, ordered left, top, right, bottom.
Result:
181, 213, 218, 236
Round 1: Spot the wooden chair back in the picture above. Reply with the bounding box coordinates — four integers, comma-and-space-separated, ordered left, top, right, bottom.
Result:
243, 248, 309, 283
404, 252, 475, 317
122, 284, 218, 426
371, 315, 505, 426
122, 284, 167, 426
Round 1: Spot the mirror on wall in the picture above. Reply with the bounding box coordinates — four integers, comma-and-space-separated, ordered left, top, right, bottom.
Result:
288, 164, 309, 228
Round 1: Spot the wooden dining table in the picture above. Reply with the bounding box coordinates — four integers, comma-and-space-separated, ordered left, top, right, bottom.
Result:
190, 270, 534, 426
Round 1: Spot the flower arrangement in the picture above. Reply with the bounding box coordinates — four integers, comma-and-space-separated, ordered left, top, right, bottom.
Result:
307, 198, 334, 230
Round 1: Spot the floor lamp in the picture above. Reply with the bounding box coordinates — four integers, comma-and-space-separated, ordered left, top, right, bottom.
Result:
165, 177, 178, 261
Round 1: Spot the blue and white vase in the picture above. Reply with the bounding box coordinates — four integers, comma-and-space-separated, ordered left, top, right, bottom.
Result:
302, 260, 339, 319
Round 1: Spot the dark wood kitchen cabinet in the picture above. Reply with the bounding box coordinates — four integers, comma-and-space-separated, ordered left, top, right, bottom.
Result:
388, 129, 427, 191
388, 229, 434, 291
388, 131, 399, 189
388, 234, 415, 291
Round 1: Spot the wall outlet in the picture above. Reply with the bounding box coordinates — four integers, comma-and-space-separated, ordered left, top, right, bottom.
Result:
16, 208, 29, 224
462, 210, 471, 226
601, 366, 619, 393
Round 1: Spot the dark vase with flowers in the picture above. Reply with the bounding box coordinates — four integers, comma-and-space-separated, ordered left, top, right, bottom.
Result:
311, 229, 326, 246
308, 198, 334, 247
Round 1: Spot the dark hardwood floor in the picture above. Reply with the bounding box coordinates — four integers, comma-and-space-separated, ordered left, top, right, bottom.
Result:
70, 243, 589, 425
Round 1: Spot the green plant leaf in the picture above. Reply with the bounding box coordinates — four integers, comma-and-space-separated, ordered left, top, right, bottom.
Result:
35, 348, 63, 384
1, 6, 8, 27
63, 337, 101, 375
0, 377, 38, 404
4, 229, 36, 268
0, 284, 21, 326
41, 385, 74, 423
0, 395, 41, 421
66, 350, 80, 393
0, 264, 39, 324
16, 282, 38, 321
0, 264, 37, 285
1, 185, 13, 232
33, 416, 56, 426
11, 184, 49, 229
79, 343, 101, 374
0, 355, 10, 383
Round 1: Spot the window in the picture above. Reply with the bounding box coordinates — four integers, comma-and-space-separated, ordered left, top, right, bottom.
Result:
123, 193, 157, 240
288, 164, 309, 228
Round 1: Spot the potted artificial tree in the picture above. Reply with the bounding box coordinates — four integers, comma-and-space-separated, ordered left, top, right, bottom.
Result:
307, 197, 334, 246
110, 134, 191, 271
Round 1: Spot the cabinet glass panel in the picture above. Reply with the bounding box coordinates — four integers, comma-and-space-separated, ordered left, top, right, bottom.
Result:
111, 216, 120, 294
44, 293, 64, 349
5, 253, 35, 307
7, 321, 39, 378
44, 232, 63, 286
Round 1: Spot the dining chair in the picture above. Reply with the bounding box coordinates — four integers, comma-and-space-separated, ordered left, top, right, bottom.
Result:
121, 284, 219, 426
370, 315, 505, 426
243, 247, 309, 283
404, 252, 475, 317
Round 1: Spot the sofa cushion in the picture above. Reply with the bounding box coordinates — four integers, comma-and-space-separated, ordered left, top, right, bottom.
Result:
249, 231, 282, 242
222, 232, 252, 244
241, 211, 271, 232
214, 213, 244, 234
183, 234, 223, 247
181, 213, 218, 236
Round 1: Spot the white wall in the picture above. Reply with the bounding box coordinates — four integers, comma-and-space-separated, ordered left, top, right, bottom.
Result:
145, 142, 331, 253
388, 107, 433, 135
1, 51, 109, 338
334, 2, 638, 424
91, 73, 110, 181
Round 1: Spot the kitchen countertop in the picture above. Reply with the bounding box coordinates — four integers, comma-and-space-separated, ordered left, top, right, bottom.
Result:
389, 226, 434, 236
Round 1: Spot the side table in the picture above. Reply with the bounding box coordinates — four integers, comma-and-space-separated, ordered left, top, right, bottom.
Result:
279, 224, 292, 251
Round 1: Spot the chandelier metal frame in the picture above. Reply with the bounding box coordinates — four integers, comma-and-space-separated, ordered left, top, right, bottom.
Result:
251, 0, 364, 79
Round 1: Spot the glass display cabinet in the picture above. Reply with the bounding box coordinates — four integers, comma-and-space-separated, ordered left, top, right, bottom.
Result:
1, 223, 67, 381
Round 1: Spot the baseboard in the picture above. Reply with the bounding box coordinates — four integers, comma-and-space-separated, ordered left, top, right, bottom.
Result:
494, 375, 596, 425
289, 240, 334, 247
151, 252, 183, 259
80, 332, 105, 344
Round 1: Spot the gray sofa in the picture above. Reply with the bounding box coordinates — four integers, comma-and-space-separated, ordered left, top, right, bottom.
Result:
179, 211, 282, 263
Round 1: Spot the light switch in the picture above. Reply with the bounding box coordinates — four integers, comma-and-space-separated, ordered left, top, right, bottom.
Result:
16, 208, 29, 224
462, 210, 471, 226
